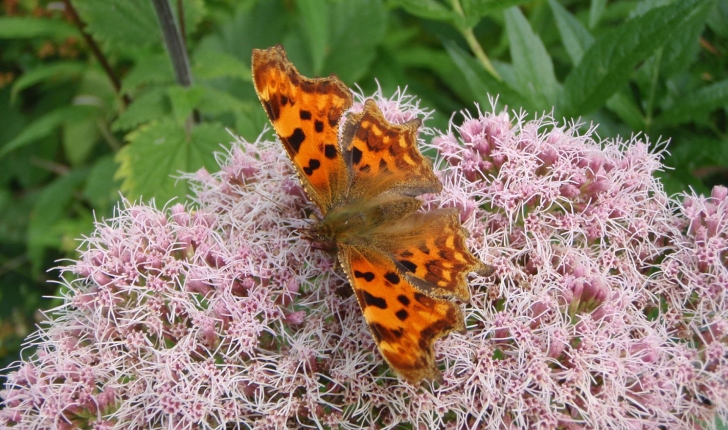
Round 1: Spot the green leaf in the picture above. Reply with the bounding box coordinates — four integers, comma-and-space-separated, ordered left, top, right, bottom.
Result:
0, 105, 99, 157
0, 17, 77, 39
192, 50, 251, 81
11, 62, 86, 101
83, 155, 121, 213
166, 85, 205, 124
298, 0, 329, 75
62, 118, 100, 165
389, 0, 457, 22
658, 79, 728, 126
560, 0, 710, 117
112, 87, 170, 132
461, 0, 531, 19
27, 169, 87, 272
121, 54, 175, 94
318, 0, 388, 83
588, 0, 607, 28
504, 7, 559, 109
445, 41, 532, 111
605, 91, 645, 131
73, 0, 160, 49
547, 0, 594, 65
658, 0, 713, 75
197, 87, 253, 116
707, 0, 728, 37
115, 119, 227, 202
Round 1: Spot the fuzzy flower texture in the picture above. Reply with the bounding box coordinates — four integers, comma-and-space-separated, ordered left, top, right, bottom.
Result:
2, 89, 727, 430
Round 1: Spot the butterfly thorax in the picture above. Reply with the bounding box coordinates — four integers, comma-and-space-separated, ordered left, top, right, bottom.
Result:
308, 195, 423, 250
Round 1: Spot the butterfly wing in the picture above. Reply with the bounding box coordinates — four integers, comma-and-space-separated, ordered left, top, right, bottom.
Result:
373, 208, 489, 301
338, 243, 465, 384
252, 45, 352, 213
340, 99, 442, 200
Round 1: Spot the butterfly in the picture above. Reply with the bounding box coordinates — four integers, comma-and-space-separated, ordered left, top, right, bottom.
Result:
251, 45, 487, 384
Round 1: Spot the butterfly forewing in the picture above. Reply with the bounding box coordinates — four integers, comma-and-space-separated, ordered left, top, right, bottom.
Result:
252, 45, 352, 213
341, 100, 442, 199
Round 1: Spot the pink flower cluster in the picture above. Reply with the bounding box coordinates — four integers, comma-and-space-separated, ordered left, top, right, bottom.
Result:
1, 92, 726, 429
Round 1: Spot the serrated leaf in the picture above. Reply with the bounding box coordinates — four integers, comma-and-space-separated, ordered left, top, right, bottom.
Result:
505, 7, 559, 109
113, 87, 170, 132
0, 17, 77, 39
167, 85, 205, 124
658, 0, 713, 75
445, 41, 532, 111
192, 50, 251, 81
298, 0, 329, 75
115, 119, 227, 202
548, 0, 594, 65
83, 155, 121, 213
461, 0, 531, 18
658, 79, 728, 126
176, 0, 206, 37
197, 87, 253, 116
11, 62, 86, 101
560, 0, 709, 117
73, 0, 160, 49
0, 105, 99, 157
62, 118, 99, 165
121, 55, 175, 94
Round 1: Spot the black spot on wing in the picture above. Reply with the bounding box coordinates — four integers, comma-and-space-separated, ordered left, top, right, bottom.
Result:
354, 270, 375, 282
419, 245, 431, 255
395, 309, 409, 321
315, 120, 324, 133
384, 272, 400, 285
324, 144, 337, 159
303, 158, 321, 176
281, 95, 289, 106
352, 146, 363, 165
299, 110, 311, 120
362, 290, 388, 309
287, 128, 306, 153
399, 260, 417, 273
370, 322, 403, 343
397, 295, 410, 306
263, 100, 279, 120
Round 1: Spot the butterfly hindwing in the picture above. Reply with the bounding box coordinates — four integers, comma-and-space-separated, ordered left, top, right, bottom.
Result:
338, 244, 465, 383
373, 208, 487, 301
252, 45, 352, 212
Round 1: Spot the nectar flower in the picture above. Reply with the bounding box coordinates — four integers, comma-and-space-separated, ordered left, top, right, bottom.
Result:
1, 92, 726, 429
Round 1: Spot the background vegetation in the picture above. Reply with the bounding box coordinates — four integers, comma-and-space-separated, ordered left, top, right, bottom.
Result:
0, 0, 725, 373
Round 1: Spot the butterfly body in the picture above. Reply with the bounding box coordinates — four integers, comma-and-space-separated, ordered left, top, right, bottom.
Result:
252, 45, 487, 384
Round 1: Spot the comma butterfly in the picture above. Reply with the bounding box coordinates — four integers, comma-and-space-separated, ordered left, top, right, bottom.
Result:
252, 45, 487, 384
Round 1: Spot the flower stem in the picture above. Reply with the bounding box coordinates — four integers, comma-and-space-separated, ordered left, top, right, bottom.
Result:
151, 0, 199, 126
450, 0, 501, 81
62, 0, 131, 107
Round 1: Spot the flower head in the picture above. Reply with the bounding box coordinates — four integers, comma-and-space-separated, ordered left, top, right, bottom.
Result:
2, 93, 727, 429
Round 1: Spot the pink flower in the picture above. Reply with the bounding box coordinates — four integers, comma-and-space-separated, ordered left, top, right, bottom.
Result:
1, 91, 726, 429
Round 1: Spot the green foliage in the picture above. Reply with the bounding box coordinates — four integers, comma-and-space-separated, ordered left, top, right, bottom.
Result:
0, 1, 726, 401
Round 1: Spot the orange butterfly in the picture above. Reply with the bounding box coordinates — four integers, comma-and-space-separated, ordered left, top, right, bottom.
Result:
252, 45, 487, 384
